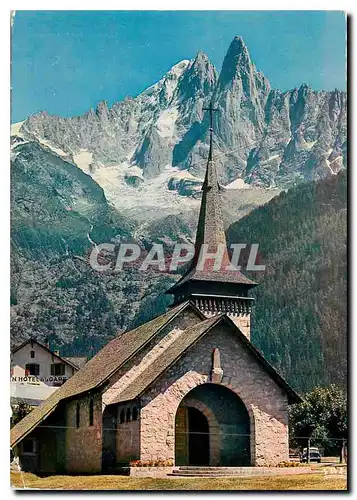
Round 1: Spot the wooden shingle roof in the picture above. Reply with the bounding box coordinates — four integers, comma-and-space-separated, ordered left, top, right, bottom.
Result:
108, 315, 302, 406
10, 301, 196, 447
169, 265, 256, 290
63, 357, 87, 369
167, 144, 256, 295
109, 315, 220, 404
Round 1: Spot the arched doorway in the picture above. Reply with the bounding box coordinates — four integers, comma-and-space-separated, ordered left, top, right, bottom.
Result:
175, 384, 251, 466
175, 406, 210, 466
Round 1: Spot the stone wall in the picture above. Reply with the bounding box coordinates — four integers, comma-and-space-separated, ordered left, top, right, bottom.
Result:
202, 311, 251, 340
116, 403, 141, 464
229, 314, 251, 340
66, 393, 102, 473
37, 425, 66, 473
139, 323, 289, 466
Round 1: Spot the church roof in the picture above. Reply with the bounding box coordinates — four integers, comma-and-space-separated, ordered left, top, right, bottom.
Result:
63, 356, 88, 369
108, 314, 302, 406
167, 105, 256, 295
108, 315, 220, 404
11, 301, 201, 447
169, 265, 256, 290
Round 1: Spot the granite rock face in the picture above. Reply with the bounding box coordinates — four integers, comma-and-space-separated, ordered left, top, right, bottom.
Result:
15, 36, 346, 202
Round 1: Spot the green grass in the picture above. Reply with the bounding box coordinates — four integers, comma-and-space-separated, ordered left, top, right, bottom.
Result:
11, 472, 347, 491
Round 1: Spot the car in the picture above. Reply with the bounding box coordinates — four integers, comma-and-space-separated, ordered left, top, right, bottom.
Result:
300, 447, 321, 463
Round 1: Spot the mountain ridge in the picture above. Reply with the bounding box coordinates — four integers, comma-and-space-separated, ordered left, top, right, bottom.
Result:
12, 36, 346, 220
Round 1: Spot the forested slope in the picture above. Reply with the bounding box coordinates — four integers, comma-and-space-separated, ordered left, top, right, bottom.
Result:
227, 171, 347, 391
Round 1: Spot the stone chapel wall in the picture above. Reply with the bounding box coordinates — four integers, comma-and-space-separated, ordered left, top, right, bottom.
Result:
15, 407, 66, 474
116, 403, 141, 464
66, 393, 102, 473
139, 324, 289, 466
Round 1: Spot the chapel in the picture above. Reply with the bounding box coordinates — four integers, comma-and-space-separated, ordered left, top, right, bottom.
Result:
11, 107, 301, 473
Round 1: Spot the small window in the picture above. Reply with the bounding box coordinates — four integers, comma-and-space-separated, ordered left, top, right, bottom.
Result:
76, 402, 80, 428
30, 350, 35, 358
23, 438, 36, 455
89, 399, 94, 426
25, 364, 40, 376
132, 407, 138, 421
119, 409, 125, 424
126, 408, 131, 422
51, 363, 65, 376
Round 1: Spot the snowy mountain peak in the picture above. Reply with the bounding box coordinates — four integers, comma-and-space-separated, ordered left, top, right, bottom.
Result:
137, 59, 190, 108
175, 52, 217, 106
189, 51, 216, 79
12, 37, 346, 211
168, 59, 191, 76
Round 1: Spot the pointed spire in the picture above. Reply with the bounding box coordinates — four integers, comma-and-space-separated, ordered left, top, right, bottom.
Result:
218, 36, 253, 89
167, 104, 256, 297
192, 101, 227, 264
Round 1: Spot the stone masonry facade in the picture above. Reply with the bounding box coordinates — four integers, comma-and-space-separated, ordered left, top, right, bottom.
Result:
17, 307, 290, 473
64, 312, 288, 471
66, 393, 102, 473
139, 323, 289, 466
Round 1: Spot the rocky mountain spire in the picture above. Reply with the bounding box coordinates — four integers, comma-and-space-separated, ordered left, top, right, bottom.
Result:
210, 36, 271, 165
178, 51, 218, 97
219, 36, 252, 88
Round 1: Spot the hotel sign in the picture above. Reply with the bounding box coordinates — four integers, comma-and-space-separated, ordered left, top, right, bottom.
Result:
10, 376, 67, 383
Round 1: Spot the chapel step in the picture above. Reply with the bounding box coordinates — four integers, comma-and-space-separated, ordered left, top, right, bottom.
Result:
170, 466, 315, 477
171, 466, 259, 477
176, 466, 238, 470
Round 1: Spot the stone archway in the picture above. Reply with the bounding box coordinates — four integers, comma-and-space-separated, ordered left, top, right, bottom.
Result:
175, 395, 220, 466
175, 383, 251, 466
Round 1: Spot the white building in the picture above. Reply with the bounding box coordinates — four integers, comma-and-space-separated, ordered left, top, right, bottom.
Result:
11, 338, 87, 406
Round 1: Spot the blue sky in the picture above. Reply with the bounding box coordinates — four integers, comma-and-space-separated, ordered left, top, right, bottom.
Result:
11, 11, 346, 123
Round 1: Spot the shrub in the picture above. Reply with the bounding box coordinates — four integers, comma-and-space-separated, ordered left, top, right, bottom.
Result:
129, 459, 173, 467
277, 461, 303, 467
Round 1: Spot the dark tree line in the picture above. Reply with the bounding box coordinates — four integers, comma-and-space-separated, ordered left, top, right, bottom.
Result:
227, 171, 347, 392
